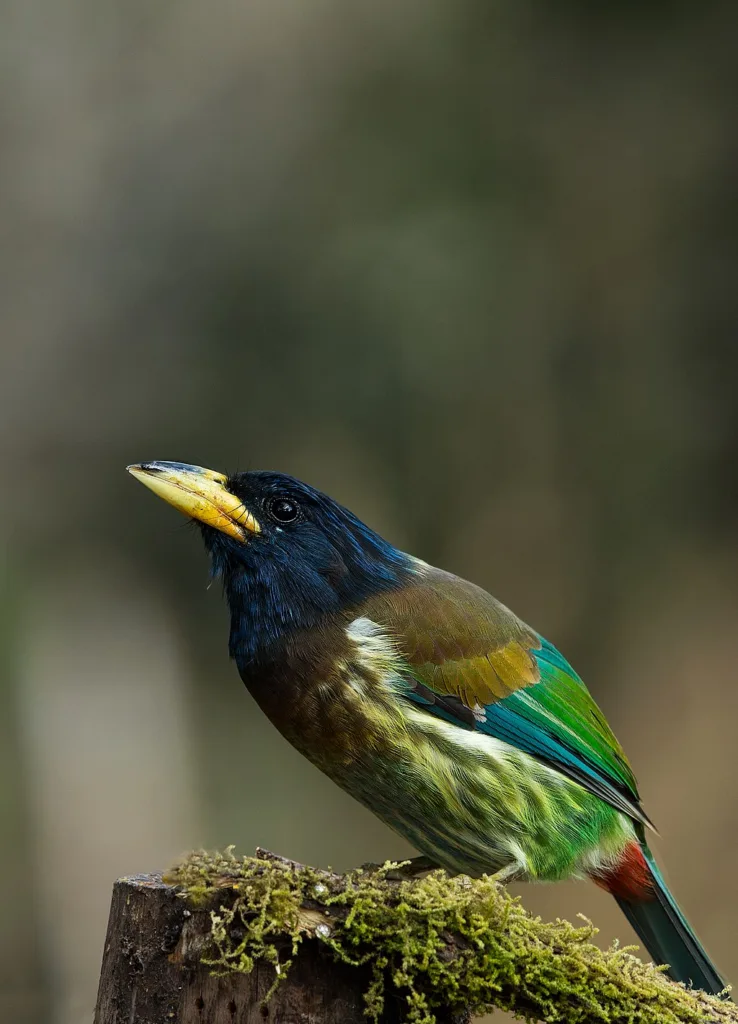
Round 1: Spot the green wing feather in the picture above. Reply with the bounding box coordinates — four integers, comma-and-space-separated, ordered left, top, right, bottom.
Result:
363, 567, 650, 828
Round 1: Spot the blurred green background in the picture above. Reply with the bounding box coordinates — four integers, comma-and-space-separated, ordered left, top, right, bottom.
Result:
2, 2, 737, 1021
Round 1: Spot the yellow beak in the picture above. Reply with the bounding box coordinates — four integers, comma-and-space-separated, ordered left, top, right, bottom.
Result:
127, 461, 260, 541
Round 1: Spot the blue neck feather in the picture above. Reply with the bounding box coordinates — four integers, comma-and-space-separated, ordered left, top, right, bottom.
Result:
203, 510, 412, 666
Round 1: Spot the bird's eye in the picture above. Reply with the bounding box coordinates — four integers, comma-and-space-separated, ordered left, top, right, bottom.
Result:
266, 496, 301, 524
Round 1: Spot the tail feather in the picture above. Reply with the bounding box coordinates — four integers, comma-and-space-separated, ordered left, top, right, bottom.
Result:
598, 842, 728, 998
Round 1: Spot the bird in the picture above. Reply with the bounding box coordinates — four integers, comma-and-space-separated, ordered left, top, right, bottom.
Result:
128, 459, 727, 997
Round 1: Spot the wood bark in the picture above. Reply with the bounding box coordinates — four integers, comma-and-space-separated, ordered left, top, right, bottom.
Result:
93, 872, 469, 1024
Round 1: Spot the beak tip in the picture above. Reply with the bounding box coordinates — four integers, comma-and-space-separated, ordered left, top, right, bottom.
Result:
127, 462, 161, 477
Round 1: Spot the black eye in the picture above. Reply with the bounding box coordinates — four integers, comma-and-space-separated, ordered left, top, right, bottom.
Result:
266, 496, 301, 524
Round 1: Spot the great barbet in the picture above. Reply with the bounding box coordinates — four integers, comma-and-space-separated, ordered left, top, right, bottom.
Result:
128, 461, 728, 996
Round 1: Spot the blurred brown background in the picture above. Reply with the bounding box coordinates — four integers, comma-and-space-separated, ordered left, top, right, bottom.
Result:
2, 2, 737, 1021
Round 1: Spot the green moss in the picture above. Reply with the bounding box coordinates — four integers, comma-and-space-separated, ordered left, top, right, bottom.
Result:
166, 848, 732, 1024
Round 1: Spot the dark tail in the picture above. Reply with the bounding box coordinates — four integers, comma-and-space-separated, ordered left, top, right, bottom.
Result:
608, 843, 727, 998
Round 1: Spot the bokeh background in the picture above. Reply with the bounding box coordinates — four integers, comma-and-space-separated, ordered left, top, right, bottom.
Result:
2, 2, 738, 1021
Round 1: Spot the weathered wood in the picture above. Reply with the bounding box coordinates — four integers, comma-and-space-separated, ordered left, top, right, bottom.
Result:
93, 872, 469, 1024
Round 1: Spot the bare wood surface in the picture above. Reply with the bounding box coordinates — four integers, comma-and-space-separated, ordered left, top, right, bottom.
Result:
93, 870, 469, 1024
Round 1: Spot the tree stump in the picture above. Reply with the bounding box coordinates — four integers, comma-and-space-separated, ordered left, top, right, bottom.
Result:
93, 872, 470, 1024
93, 851, 734, 1024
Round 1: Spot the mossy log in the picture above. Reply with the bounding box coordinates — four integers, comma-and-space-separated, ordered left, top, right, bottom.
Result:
92, 874, 460, 1024
93, 848, 733, 1024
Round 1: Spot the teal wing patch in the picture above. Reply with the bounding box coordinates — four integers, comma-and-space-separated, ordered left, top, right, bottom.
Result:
404, 634, 650, 828
363, 570, 650, 828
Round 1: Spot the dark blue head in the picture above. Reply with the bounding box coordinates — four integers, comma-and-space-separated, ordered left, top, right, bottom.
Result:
128, 462, 413, 664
